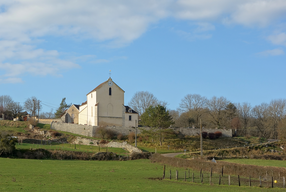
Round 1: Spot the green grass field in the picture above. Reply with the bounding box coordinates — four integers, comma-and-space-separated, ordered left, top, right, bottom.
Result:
15, 143, 128, 155
222, 159, 286, 168
0, 158, 284, 192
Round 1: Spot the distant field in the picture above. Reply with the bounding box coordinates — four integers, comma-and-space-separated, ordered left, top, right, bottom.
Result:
0, 158, 282, 192
222, 159, 286, 168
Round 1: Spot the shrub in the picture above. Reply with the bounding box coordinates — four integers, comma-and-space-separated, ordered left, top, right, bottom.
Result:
0, 134, 17, 156
28, 118, 38, 126
214, 131, 222, 138
202, 132, 208, 139
117, 133, 123, 140
95, 127, 109, 139
128, 132, 135, 143
106, 129, 116, 140
138, 136, 143, 142
99, 139, 108, 144
208, 133, 216, 139
51, 131, 61, 137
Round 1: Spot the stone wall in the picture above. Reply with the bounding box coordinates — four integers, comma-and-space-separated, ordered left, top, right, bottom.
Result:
72, 137, 142, 153
39, 119, 62, 124
50, 121, 232, 138
51, 121, 96, 137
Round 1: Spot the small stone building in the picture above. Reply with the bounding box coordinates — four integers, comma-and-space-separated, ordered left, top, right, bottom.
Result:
61, 104, 80, 124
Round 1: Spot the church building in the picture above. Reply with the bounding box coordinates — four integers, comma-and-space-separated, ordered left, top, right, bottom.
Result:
75, 78, 138, 127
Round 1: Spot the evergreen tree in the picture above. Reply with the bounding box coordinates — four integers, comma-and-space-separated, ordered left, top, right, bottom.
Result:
141, 105, 174, 145
55, 98, 70, 118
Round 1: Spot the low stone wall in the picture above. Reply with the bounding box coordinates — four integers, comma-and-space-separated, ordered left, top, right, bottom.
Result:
39, 119, 62, 124
107, 141, 142, 153
173, 127, 232, 138
72, 137, 142, 153
49, 121, 232, 138
51, 121, 96, 137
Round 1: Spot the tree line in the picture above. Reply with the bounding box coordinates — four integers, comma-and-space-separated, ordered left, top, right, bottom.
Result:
128, 91, 286, 139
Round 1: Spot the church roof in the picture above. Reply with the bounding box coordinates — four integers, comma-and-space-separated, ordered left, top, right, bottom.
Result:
124, 106, 138, 114
86, 78, 125, 95
80, 101, 87, 106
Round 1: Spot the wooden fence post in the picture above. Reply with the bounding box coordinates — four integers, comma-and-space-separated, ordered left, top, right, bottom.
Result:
176, 170, 178, 180
192, 172, 194, 183
272, 177, 273, 188
184, 171, 186, 181
228, 175, 230, 186
188, 169, 190, 178
222, 167, 224, 177
163, 165, 165, 179
259, 176, 262, 187
249, 176, 251, 186
201, 173, 203, 183
170, 170, 171, 180
211, 168, 212, 177
219, 175, 221, 185
238, 175, 240, 186
283, 176, 285, 188
200, 169, 202, 178
209, 173, 212, 185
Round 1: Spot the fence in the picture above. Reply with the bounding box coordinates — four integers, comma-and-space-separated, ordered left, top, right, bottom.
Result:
161, 165, 286, 188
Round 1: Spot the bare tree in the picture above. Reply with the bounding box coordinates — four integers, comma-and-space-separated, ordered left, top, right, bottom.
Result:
251, 103, 269, 138
236, 102, 252, 136
179, 94, 207, 127
206, 96, 229, 128
24, 97, 41, 117
268, 99, 286, 139
128, 91, 167, 116
6, 102, 23, 118
0, 95, 13, 112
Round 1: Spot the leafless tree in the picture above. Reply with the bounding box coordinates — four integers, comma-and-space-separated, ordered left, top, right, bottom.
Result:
251, 103, 269, 138
0, 95, 13, 112
236, 102, 252, 135
24, 97, 41, 117
206, 96, 229, 128
179, 94, 207, 127
128, 91, 167, 116
268, 99, 286, 139
6, 102, 23, 118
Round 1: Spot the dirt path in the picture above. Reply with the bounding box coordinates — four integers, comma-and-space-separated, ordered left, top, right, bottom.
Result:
161, 153, 184, 158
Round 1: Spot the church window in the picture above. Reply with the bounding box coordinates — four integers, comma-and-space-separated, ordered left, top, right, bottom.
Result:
91, 93, 93, 98
129, 115, 132, 121
91, 107, 93, 117
109, 88, 112, 95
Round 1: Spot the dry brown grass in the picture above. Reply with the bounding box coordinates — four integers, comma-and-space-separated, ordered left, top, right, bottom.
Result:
150, 153, 286, 179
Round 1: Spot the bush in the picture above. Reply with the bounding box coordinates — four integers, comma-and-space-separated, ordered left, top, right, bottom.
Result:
28, 118, 38, 126
128, 132, 135, 143
117, 133, 123, 140
0, 134, 17, 156
106, 129, 116, 140
214, 131, 222, 138
99, 139, 108, 144
50, 131, 61, 137
208, 133, 216, 139
202, 132, 208, 139
95, 127, 109, 139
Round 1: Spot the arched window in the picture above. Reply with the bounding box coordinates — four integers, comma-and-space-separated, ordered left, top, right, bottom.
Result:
109, 87, 112, 95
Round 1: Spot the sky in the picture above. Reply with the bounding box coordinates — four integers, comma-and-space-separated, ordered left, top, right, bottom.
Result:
0, 0, 286, 113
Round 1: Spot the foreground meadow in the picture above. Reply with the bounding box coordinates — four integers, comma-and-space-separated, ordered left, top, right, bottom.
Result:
0, 158, 284, 192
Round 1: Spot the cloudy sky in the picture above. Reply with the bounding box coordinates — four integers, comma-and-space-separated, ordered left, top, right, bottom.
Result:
1, 0, 286, 112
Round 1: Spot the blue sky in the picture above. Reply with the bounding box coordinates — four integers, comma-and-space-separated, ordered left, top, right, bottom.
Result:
1, 0, 286, 113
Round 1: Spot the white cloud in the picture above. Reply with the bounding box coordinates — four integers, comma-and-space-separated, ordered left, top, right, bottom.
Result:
1, 0, 286, 83
258, 49, 284, 56
268, 33, 286, 46
0, 77, 23, 84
